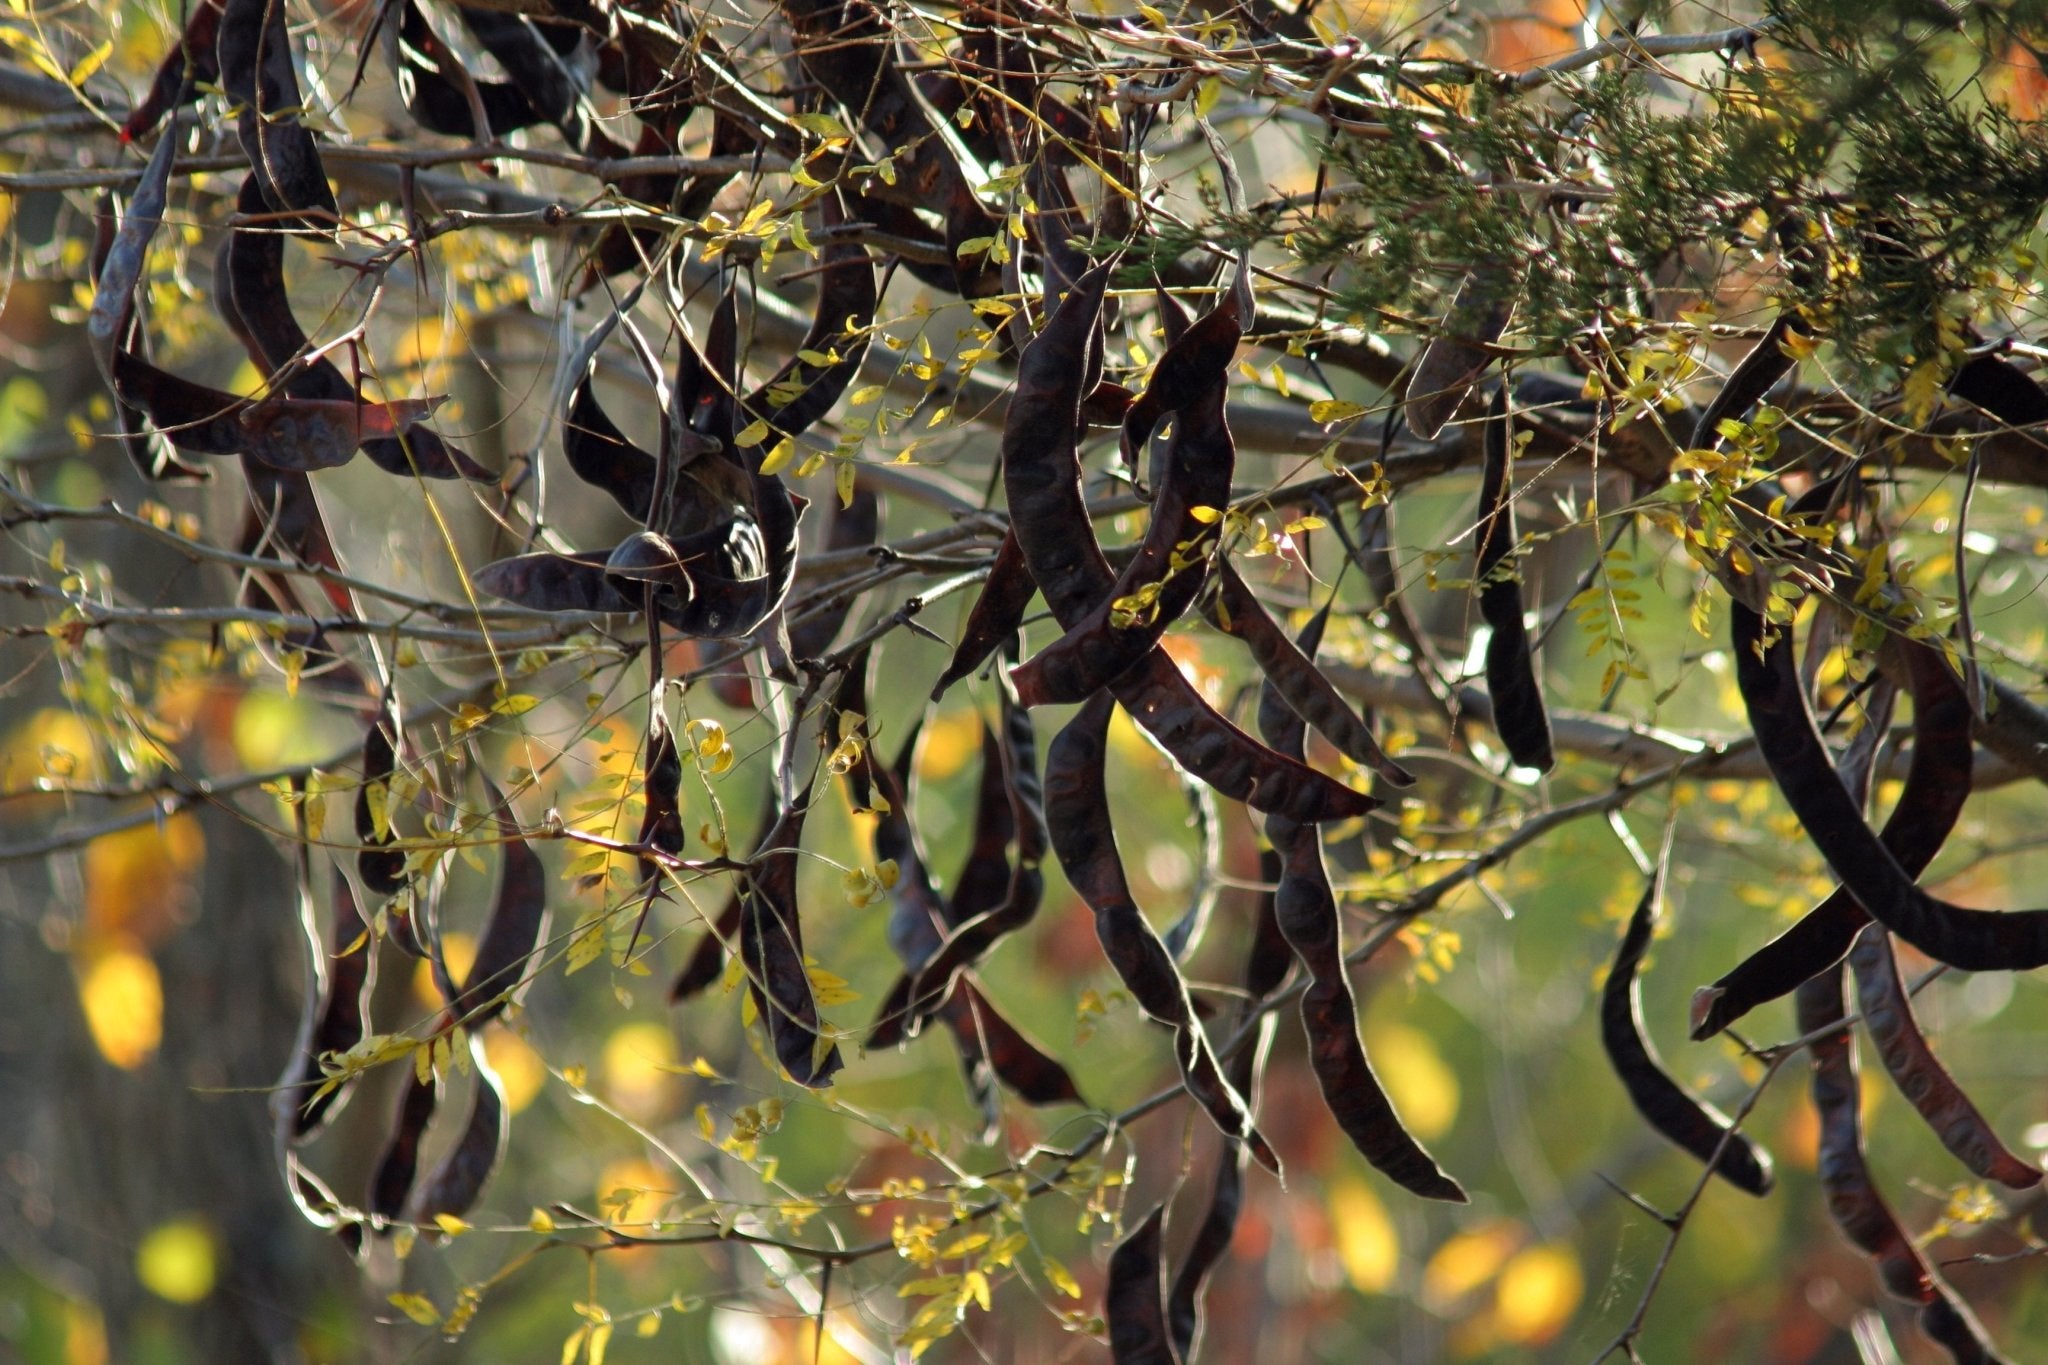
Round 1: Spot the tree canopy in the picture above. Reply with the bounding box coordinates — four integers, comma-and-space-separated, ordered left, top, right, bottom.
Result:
6, 0, 2048, 1359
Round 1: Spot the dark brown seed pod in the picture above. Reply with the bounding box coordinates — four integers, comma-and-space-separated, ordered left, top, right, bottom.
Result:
1601, 882, 1774, 1195
1731, 599, 2048, 971
563, 363, 659, 521
356, 698, 411, 902
404, 1041, 508, 1225
1012, 298, 1238, 707
1474, 388, 1553, 772
1919, 1292, 2013, 1365
1107, 1203, 1178, 1365
1692, 637, 1970, 1038
395, 1, 547, 140
451, 831, 551, 1030
1208, 563, 1413, 785
91, 187, 207, 481
368, 1068, 440, 1227
1119, 295, 1247, 480
739, 798, 843, 1087
474, 551, 639, 616
939, 979, 1082, 1113
121, 0, 225, 142
218, 0, 337, 226
932, 530, 1036, 701
634, 711, 685, 891
1045, 693, 1279, 1173
1259, 638, 1466, 1203
999, 264, 1372, 824
1404, 269, 1510, 440
1688, 314, 1800, 451
1848, 923, 2039, 1189
458, 8, 594, 150
1797, 964, 1939, 1305
1948, 352, 2048, 428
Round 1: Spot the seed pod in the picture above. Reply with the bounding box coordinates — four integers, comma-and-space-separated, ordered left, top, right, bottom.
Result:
1688, 315, 1800, 450
1732, 599, 2048, 971
1208, 564, 1413, 785
932, 531, 1035, 701
1107, 1203, 1178, 1365
451, 830, 550, 1030
1848, 923, 2038, 1189
218, 0, 338, 226
1948, 352, 2048, 428
1693, 639, 1968, 1038
368, 1068, 440, 1227
404, 1040, 508, 1225
1474, 388, 1553, 772
739, 798, 843, 1087
1601, 882, 1774, 1195
280, 867, 374, 1142
1045, 693, 1278, 1172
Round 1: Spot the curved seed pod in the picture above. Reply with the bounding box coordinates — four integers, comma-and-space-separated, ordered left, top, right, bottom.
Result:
356, 698, 412, 904
1730, 599, 2048, 971
948, 722, 1018, 924
1242, 845, 1293, 1006
1012, 299, 1238, 707
563, 364, 658, 520
405, 1039, 508, 1225
1600, 882, 1774, 1195
395, 1, 546, 139
1259, 643, 1466, 1203
1107, 1203, 1178, 1365
873, 717, 948, 971
894, 678, 1047, 1033
1919, 1293, 2012, 1365
1474, 388, 1553, 772
1688, 315, 1799, 450
226, 177, 489, 480
282, 868, 374, 1141
218, 0, 338, 225
1045, 693, 1279, 1173
1692, 638, 1971, 1038
475, 550, 638, 615
458, 9, 594, 150
1118, 298, 1247, 478
89, 114, 183, 385
122, 0, 226, 142
1948, 352, 2048, 428
932, 530, 1035, 700
670, 892, 743, 1004
740, 799, 843, 1087
368, 1068, 440, 1227
92, 192, 207, 481
452, 829, 551, 1030
737, 188, 876, 461
1000, 265, 1373, 824
1848, 923, 2039, 1188
941, 979, 1083, 1115
1405, 269, 1511, 440
634, 710, 685, 890
1796, 964, 1938, 1305
1208, 563, 1414, 785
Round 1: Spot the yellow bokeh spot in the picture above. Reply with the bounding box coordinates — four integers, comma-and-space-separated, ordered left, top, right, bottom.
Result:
1422, 1221, 1522, 1311
78, 949, 164, 1070
63, 1301, 107, 1365
913, 708, 982, 783
414, 932, 477, 1012
602, 1021, 681, 1119
135, 1218, 216, 1304
484, 1027, 546, 1114
84, 816, 204, 946
231, 691, 337, 769
1365, 1023, 1458, 1141
1494, 1244, 1582, 1346
596, 1157, 672, 1232
3, 707, 98, 790
1329, 1176, 1398, 1293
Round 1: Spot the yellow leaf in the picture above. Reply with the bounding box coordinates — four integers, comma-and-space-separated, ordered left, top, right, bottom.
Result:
388, 1292, 441, 1328
68, 38, 112, 86
736, 417, 772, 446
1186, 504, 1223, 524
1043, 1255, 1082, 1299
790, 111, 850, 139
1309, 398, 1367, 425
434, 1214, 470, 1238
530, 1208, 556, 1233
